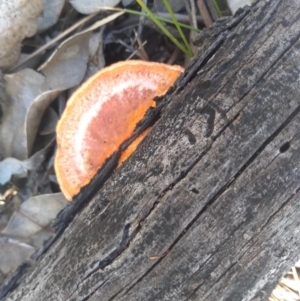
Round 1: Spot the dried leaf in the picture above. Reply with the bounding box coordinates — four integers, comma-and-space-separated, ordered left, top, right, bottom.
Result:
25, 89, 63, 154
37, 0, 65, 32
0, 158, 27, 185
2, 193, 67, 238
1, 69, 46, 159
39, 107, 59, 135
22, 136, 55, 171
0, 237, 35, 276
0, 137, 54, 185
0, 70, 61, 160
70, 0, 121, 14
39, 31, 91, 90
86, 28, 106, 78
0, 0, 43, 69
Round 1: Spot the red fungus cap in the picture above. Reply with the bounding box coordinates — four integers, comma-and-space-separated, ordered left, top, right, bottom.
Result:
55, 60, 184, 200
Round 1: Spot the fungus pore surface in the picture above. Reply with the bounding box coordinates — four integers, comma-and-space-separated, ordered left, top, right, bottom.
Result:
55, 60, 184, 200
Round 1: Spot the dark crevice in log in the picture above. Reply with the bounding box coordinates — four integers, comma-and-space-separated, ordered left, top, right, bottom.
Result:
279, 141, 290, 153
80, 276, 112, 301
107, 288, 124, 301
261, 187, 299, 234
81, 223, 130, 281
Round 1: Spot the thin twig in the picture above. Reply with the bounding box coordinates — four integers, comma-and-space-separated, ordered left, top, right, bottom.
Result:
188, 0, 198, 29
197, 0, 214, 27
126, 40, 148, 61
134, 31, 149, 61
166, 47, 181, 65
205, 0, 219, 21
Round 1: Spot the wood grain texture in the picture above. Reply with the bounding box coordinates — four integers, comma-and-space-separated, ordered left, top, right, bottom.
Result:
3, 0, 300, 300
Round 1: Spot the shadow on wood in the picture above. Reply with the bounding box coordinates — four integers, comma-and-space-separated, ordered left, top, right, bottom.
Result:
2, 0, 300, 300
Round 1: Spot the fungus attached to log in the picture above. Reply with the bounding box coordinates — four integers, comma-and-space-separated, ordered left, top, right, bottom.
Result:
55, 60, 184, 200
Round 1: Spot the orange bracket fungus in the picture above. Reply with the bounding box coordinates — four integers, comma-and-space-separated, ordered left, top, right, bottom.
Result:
55, 60, 184, 200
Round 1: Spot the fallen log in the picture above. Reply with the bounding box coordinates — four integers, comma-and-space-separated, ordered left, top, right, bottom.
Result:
3, 0, 300, 300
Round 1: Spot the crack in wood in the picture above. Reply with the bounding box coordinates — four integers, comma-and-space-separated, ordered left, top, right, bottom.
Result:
77, 277, 111, 301
80, 224, 130, 283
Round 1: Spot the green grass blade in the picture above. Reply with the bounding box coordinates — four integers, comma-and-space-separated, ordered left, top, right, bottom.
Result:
162, 0, 193, 56
136, 0, 193, 57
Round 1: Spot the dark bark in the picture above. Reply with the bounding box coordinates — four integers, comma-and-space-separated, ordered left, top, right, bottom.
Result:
3, 0, 300, 300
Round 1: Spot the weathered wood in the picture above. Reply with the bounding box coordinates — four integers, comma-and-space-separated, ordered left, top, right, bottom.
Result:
3, 0, 300, 300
